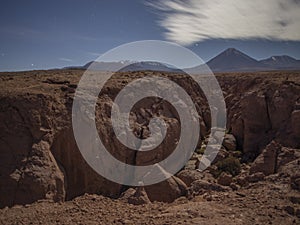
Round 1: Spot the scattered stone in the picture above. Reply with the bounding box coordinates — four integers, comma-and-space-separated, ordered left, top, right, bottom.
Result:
120, 185, 151, 205
235, 175, 249, 187
212, 148, 229, 164
223, 134, 237, 151
291, 175, 300, 191
246, 172, 265, 183
236, 192, 246, 198
189, 180, 229, 196
277, 147, 298, 169
284, 205, 295, 215
176, 170, 203, 187
217, 172, 233, 186
230, 183, 240, 191
289, 196, 300, 204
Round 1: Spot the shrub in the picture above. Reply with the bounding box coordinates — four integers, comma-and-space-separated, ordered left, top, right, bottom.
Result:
195, 145, 206, 155
215, 156, 241, 177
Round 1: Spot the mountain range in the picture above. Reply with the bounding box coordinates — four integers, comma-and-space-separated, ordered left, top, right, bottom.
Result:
65, 48, 300, 73
194, 48, 300, 72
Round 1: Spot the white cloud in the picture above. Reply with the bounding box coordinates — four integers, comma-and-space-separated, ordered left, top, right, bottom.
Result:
59, 57, 73, 62
147, 0, 300, 45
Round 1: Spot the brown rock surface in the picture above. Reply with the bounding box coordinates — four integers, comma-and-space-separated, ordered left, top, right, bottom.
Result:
0, 69, 300, 222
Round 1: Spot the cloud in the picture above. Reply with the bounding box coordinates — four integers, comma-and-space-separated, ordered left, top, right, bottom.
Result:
59, 57, 73, 62
147, 0, 300, 45
86, 51, 103, 57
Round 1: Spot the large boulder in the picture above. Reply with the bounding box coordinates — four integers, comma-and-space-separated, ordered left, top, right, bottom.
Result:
143, 165, 188, 203
145, 176, 188, 203
249, 141, 281, 176
176, 170, 203, 187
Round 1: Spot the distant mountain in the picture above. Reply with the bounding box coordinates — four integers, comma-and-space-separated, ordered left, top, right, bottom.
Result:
63, 60, 133, 71
185, 48, 300, 73
119, 61, 180, 72
206, 48, 265, 72
64, 48, 300, 73
83, 60, 133, 71
66, 60, 180, 72
260, 55, 300, 70
186, 48, 266, 73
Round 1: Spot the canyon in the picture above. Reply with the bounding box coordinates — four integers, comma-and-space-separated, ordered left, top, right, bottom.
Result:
0, 70, 299, 224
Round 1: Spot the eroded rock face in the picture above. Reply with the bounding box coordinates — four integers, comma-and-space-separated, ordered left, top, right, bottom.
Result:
0, 70, 300, 208
2, 140, 65, 207
223, 75, 300, 160
0, 93, 67, 208
241, 93, 272, 157
50, 129, 122, 200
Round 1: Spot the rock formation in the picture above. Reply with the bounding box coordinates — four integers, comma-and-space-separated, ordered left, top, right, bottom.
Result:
0, 70, 299, 208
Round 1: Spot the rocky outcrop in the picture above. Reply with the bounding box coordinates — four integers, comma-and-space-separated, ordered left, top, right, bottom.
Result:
0, 70, 299, 208
249, 141, 300, 179
222, 74, 300, 160
0, 93, 68, 208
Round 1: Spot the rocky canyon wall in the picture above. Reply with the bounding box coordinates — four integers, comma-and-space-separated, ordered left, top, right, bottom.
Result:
0, 70, 299, 208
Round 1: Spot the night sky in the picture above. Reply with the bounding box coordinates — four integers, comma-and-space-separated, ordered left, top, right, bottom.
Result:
1, 0, 300, 71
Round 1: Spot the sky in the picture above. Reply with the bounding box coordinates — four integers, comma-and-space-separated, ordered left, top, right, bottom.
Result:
0, 0, 300, 71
